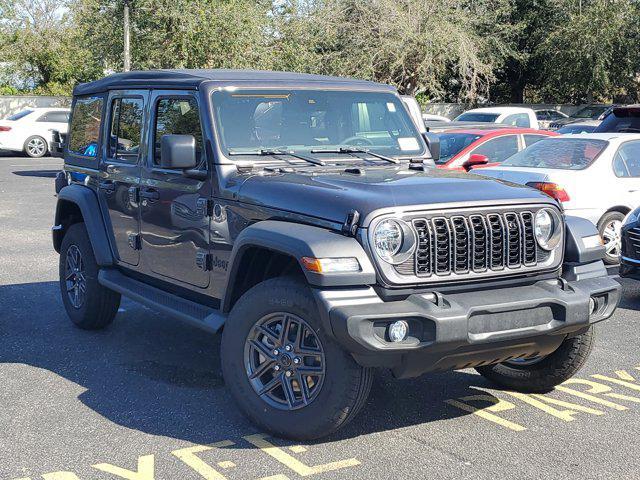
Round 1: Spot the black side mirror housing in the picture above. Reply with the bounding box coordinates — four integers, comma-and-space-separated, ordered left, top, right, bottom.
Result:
422, 132, 440, 162
161, 134, 197, 169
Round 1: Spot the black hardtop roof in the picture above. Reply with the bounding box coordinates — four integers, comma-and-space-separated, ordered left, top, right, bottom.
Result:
73, 69, 395, 96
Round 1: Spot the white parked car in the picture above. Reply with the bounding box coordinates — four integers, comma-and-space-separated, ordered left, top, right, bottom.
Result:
422, 113, 451, 123
479, 133, 640, 264
455, 106, 540, 129
400, 95, 427, 133
0, 107, 70, 157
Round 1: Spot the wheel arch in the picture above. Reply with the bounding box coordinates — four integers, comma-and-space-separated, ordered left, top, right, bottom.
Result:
53, 184, 114, 266
221, 220, 376, 313
600, 206, 631, 222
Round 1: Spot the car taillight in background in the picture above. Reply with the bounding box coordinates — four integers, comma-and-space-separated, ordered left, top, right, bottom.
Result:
526, 181, 570, 202
0, 126, 11, 132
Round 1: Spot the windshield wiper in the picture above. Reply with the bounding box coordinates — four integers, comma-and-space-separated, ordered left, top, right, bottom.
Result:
310, 147, 399, 164
228, 149, 325, 166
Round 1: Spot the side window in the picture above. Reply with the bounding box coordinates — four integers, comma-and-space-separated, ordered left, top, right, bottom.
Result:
154, 97, 203, 166
549, 111, 564, 121
38, 111, 69, 123
523, 134, 546, 147
613, 141, 640, 178
473, 135, 519, 163
68, 97, 103, 157
108, 98, 144, 162
501, 113, 530, 128
536, 111, 549, 121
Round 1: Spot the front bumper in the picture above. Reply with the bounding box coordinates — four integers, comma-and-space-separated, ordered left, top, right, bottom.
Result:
620, 256, 640, 280
313, 273, 620, 379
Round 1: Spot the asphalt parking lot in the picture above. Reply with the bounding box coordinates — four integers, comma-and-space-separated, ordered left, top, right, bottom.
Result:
2, 154, 640, 480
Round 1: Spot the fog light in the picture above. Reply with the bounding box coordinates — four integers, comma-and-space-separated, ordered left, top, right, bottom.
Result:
589, 297, 596, 315
388, 320, 409, 342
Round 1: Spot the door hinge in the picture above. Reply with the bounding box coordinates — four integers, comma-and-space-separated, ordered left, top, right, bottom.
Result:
342, 209, 360, 237
128, 233, 141, 250
196, 197, 214, 217
196, 251, 213, 271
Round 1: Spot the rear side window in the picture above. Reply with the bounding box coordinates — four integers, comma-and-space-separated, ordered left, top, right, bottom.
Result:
108, 98, 144, 162
68, 97, 103, 157
7, 110, 33, 121
153, 97, 203, 165
613, 141, 640, 177
503, 138, 607, 170
501, 113, 530, 128
37, 111, 70, 123
472, 135, 519, 163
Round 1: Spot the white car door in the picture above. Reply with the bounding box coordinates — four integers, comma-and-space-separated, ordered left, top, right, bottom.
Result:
611, 139, 640, 209
36, 110, 70, 135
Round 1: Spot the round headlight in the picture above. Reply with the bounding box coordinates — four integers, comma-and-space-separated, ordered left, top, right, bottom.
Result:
373, 219, 403, 261
535, 208, 562, 250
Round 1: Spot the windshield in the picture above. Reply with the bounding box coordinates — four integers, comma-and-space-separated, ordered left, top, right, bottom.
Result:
7, 109, 33, 121
454, 112, 500, 123
436, 132, 482, 164
211, 89, 425, 157
573, 106, 607, 119
502, 138, 607, 170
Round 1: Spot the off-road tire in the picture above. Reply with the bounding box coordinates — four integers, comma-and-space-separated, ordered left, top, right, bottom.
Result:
59, 223, 121, 329
221, 276, 373, 440
598, 211, 625, 265
24, 135, 48, 158
475, 327, 595, 393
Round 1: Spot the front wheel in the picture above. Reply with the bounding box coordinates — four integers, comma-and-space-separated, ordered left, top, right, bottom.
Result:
598, 211, 624, 265
475, 327, 595, 393
221, 277, 372, 440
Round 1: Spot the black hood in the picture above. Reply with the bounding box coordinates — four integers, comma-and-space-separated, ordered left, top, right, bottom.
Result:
236, 165, 553, 225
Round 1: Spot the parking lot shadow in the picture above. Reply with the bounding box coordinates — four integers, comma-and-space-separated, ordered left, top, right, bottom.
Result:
0, 281, 498, 445
12, 169, 60, 178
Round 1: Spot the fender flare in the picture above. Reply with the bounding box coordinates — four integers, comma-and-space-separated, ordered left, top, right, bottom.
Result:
564, 215, 605, 264
221, 220, 376, 312
54, 184, 114, 266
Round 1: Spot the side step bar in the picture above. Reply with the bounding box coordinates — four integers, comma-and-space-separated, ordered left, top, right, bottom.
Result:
98, 269, 226, 333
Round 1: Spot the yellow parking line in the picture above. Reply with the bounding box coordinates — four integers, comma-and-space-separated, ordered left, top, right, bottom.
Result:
244, 434, 360, 476
93, 454, 155, 480
592, 374, 640, 392
445, 395, 526, 431
171, 441, 235, 480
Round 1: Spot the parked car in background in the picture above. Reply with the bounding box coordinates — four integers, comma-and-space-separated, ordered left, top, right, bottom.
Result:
556, 122, 599, 135
424, 120, 511, 133
548, 104, 613, 130
535, 109, 568, 129
454, 106, 540, 129
436, 128, 557, 171
620, 206, 640, 280
0, 107, 70, 157
595, 105, 640, 133
400, 95, 427, 133
479, 133, 640, 264
422, 113, 451, 122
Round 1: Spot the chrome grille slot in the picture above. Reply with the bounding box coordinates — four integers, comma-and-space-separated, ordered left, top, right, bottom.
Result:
432, 217, 452, 275
451, 216, 470, 273
469, 215, 488, 272
487, 214, 505, 270
403, 207, 557, 281
413, 219, 432, 275
504, 212, 522, 267
521, 211, 537, 265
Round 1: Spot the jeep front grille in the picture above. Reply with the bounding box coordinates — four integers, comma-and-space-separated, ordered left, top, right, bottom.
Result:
391, 207, 557, 282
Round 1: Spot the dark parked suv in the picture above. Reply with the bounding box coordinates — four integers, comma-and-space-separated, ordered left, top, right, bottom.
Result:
53, 70, 620, 440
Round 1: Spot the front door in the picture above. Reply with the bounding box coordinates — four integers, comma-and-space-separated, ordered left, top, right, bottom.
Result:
98, 92, 147, 266
139, 91, 211, 289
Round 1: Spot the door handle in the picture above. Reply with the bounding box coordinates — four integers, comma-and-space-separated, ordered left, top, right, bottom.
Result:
139, 188, 159, 200
98, 180, 115, 192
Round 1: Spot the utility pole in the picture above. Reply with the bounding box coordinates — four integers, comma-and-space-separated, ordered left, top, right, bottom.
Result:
123, 0, 131, 72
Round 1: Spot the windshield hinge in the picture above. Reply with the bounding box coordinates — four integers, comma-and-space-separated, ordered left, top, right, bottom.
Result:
342, 209, 360, 237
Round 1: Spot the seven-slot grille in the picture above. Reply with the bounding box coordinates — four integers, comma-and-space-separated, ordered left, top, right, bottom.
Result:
408, 210, 542, 278
628, 226, 640, 257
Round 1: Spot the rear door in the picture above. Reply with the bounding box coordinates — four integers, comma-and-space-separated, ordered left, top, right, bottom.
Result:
97, 91, 147, 267
38, 110, 71, 134
139, 91, 211, 289
612, 140, 640, 208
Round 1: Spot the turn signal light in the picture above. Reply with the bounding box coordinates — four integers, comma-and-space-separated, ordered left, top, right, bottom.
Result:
526, 182, 570, 202
301, 257, 360, 273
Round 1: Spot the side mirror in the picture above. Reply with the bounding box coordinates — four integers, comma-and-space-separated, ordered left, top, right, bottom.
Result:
462, 153, 489, 171
161, 134, 197, 169
422, 132, 440, 162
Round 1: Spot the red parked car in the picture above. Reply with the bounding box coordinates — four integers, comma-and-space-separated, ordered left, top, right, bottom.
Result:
435, 128, 559, 171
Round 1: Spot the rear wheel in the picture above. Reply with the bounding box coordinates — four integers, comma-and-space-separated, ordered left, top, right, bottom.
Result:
475, 327, 594, 393
59, 223, 121, 329
221, 277, 372, 440
24, 135, 48, 158
598, 211, 624, 265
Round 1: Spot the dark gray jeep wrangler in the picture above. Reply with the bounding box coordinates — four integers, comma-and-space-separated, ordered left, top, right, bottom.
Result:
53, 69, 620, 440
